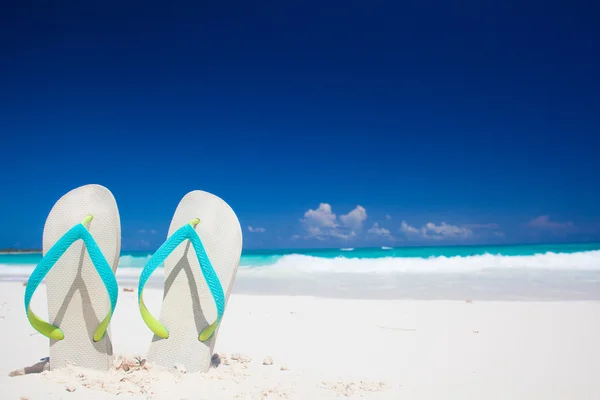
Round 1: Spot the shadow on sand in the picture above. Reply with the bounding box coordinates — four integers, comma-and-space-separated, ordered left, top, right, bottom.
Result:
8, 357, 50, 377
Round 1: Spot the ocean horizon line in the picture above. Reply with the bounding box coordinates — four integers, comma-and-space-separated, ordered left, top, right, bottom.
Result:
4, 240, 600, 255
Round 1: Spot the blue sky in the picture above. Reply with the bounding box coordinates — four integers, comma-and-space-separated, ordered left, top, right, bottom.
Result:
1, 0, 599, 250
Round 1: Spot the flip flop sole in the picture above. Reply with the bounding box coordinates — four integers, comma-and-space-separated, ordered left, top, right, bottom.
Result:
43, 184, 121, 371
146, 190, 242, 373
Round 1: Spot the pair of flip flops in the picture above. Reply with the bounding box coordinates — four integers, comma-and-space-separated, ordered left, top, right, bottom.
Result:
24, 184, 242, 373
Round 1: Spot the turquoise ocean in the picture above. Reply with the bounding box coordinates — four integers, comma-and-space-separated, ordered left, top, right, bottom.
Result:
2, 243, 600, 300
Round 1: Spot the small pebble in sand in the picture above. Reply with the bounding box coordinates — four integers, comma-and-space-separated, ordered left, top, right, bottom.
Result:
123, 288, 134, 292
65, 385, 76, 392
115, 356, 149, 372
231, 353, 252, 363
9, 368, 25, 377
280, 365, 289, 371
262, 357, 273, 366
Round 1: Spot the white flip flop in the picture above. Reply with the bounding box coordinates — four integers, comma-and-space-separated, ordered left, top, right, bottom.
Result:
24, 184, 121, 371
138, 190, 242, 373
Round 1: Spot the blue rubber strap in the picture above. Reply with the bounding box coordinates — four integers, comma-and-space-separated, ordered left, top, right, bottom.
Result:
138, 223, 225, 341
24, 222, 119, 341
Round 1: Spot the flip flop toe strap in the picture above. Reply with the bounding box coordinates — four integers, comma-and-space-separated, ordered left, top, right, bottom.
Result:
24, 215, 118, 341
138, 219, 225, 342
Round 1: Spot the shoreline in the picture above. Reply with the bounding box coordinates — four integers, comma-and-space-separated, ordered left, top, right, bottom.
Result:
2, 241, 600, 257
3, 267, 600, 301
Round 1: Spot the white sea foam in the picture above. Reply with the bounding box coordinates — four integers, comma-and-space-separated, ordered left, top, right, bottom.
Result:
3, 251, 600, 300
3, 251, 600, 277
0, 264, 162, 283
232, 251, 600, 300
0, 265, 37, 277
238, 250, 600, 275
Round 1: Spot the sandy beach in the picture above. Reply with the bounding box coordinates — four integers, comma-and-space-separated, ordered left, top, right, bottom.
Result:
1, 281, 600, 399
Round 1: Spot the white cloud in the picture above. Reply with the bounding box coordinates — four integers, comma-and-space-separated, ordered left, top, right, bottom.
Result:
307, 226, 324, 237
385, 214, 392, 220
400, 221, 420, 235
302, 203, 367, 240
528, 216, 574, 231
368, 223, 392, 237
150, 229, 157, 234
424, 222, 473, 239
248, 226, 266, 233
331, 230, 357, 240
400, 221, 473, 240
138, 229, 146, 233
303, 203, 338, 228
339, 205, 367, 230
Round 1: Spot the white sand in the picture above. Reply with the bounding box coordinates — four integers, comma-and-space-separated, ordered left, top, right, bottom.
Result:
1, 281, 600, 399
